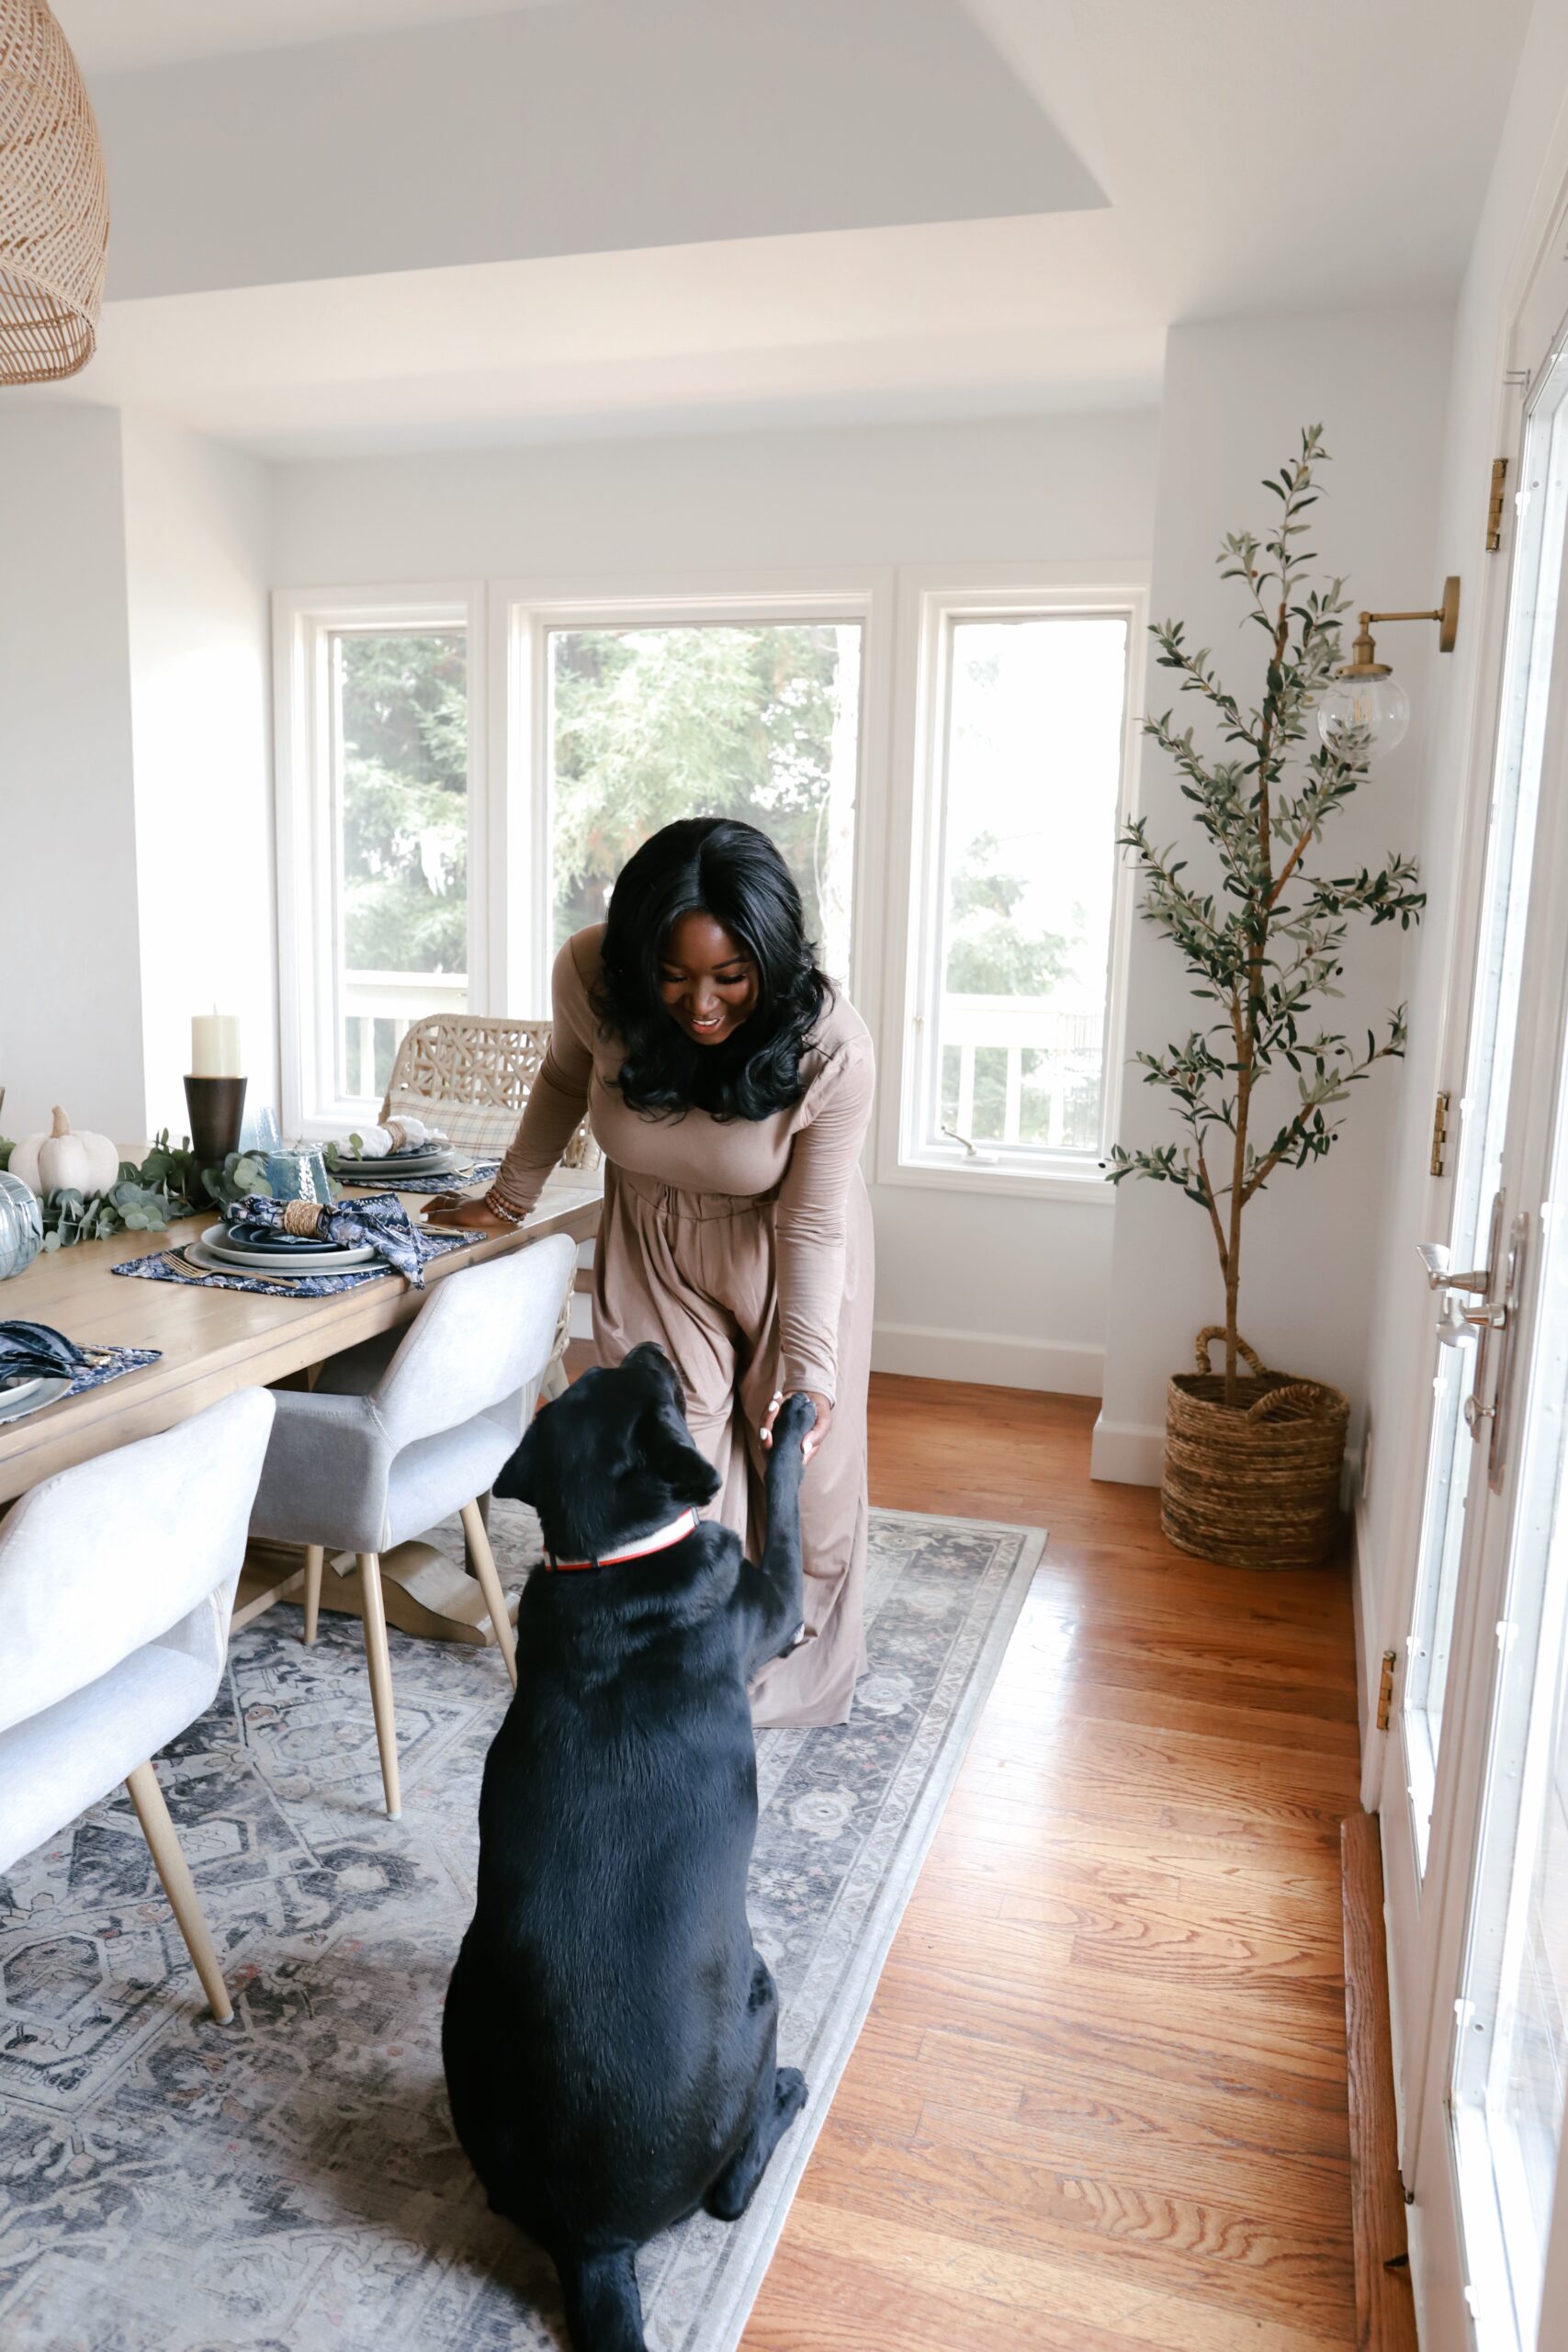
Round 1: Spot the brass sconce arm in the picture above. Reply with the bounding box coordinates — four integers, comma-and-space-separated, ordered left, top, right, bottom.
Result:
1338, 575, 1461, 679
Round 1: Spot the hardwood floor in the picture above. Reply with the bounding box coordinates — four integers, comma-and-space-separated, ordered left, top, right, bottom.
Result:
739, 1374, 1362, 2352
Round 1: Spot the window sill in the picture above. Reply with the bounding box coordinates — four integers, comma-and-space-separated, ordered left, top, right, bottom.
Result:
878, 1151, 1117, 1204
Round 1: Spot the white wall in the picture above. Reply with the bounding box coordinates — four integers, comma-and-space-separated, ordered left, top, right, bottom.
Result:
1091, 307, 1455, 1483
0, 408, 146, 1148
275, 409, 1160, 1390
122, 418, 276, 1141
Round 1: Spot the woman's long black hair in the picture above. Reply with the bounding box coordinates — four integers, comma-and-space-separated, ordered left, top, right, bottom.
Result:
595, 818, 829, 1121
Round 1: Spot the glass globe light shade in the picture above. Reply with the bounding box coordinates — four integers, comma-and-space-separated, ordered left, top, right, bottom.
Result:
1315, 672, 1410, 757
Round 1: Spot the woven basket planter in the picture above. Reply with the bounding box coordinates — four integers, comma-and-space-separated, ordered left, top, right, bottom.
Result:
1161, 1328, 1349, 1571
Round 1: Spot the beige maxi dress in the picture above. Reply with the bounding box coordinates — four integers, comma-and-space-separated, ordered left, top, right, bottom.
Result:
494, 926, 875, 1728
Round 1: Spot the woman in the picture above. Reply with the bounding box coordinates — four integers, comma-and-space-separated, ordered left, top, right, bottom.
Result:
435, 818, 874, 1728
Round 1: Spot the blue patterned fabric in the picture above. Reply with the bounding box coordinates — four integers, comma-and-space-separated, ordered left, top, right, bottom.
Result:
224, 1189, 440, 1285
111, 1227, 476, 1300
336, 1157, 500, 1196
0, 1341, 162, 1425
66, 1343, 163, 1395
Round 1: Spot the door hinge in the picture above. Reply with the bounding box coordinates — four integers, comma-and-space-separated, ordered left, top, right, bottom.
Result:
1487, 456, 1509, 552
1377, 1647, 1397, 1732
1430, 1089, 1450, 1177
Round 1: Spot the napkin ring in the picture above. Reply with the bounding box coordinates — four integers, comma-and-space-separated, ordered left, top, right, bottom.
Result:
281, 1201, 327, 1238
384, 1118, 411, 1152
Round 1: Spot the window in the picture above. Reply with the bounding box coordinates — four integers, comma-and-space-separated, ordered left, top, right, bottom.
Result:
275, 590, 484, 1134
894, 581, 1141, 1191
546, 622, 861, 981
333, 628, 469, 1102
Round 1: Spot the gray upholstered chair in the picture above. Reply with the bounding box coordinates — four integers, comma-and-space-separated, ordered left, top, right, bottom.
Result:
0, 1388, 277, 2024
248, 1235, 576, 1818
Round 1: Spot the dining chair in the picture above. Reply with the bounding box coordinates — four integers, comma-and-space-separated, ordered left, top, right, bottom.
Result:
381, 1012, 600, 1398
0, 1388, 277, 2025
247, 1233, 577, 1819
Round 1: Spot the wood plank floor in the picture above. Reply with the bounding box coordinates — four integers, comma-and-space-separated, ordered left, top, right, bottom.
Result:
739, 1374, 1362, 2352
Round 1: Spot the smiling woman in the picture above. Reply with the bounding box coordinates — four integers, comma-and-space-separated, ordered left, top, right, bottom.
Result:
433, 817, 876, 1728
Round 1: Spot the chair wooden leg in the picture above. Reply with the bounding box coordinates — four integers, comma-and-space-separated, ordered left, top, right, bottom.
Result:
460, 1498, 518, 1690
302, 1544, 324, 1645
125, 1759, 233, 2024
356, 1552, 402, 1818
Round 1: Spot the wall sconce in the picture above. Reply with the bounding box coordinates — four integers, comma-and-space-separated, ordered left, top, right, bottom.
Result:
1315, 574, 1461, 758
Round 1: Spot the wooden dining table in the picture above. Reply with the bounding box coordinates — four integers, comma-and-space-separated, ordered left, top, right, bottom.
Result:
0, 1172, 604, 1633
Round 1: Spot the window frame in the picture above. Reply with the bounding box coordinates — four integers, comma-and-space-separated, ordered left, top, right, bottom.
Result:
491, 570, 894, 1032
272, 582, 489, 1136
879, 563, 1149, 1204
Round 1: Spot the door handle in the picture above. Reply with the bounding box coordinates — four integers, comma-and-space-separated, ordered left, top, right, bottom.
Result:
1423, 1193, 1508, 1423
1417, 1238, 1490, 1295
1487, 1211, 1530, 1493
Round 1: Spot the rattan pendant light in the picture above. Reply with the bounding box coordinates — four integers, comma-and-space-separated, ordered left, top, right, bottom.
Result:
0, 0, 107, 384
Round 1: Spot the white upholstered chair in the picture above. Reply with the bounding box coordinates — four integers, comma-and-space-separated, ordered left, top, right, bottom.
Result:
0, 1388, 277, 2025
247, 1234, 576, 1819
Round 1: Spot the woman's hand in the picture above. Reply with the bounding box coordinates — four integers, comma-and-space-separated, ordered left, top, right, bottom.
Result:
761, 1389, 831, 1463
420, 1193, 513, 1232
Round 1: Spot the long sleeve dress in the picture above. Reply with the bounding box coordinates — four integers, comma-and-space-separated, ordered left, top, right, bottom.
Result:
495, 925, 876, 1728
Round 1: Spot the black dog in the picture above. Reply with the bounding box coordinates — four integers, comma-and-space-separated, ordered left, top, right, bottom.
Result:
442, 1342, 816, 2352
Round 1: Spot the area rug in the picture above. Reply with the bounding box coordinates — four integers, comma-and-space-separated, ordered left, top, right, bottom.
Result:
0, 1503, 1044, 2352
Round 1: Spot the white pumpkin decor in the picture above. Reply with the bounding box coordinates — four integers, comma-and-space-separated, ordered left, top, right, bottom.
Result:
10, 1106, 121, 1199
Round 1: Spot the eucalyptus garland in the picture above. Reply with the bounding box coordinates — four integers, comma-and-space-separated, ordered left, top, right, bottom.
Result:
0, 1129, 276, 1250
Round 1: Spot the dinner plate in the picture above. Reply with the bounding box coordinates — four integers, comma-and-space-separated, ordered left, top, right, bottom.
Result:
0, 1373, 43, 1407
333, 1149, 461, 1182
0, 1374, 71, 1427
200, 1224, 378, 1272
225, 1220, 341, 1253
182, 1240, 383, 1284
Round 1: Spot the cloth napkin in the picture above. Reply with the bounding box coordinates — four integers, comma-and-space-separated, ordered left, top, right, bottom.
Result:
0, 1318, 109, 1384
223, 1189, 437, 1286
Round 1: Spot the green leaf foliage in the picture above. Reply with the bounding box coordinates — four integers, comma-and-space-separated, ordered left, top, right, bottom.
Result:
1110, 429, 1423, 1397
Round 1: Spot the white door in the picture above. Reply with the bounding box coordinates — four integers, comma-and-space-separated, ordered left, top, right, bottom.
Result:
1385, 307, 1568, 2349
1382, 322, 1568, 2177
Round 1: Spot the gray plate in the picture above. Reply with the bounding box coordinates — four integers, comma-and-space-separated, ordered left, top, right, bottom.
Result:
0, 1374, 72, 1427
331, 1150, 461, 1182
200, 1224, 378, 1272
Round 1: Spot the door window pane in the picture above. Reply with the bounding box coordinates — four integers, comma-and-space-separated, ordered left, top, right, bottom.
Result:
330, 629, 468, 1102
929, 613, 1129, 1160
547, 622, 862, 981
1406, 353, 1568, 1863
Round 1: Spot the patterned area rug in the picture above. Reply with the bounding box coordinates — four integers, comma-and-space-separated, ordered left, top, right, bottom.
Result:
0, 1504, 1043, 2352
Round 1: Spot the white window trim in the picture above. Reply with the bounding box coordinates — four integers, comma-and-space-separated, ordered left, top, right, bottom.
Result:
272, 582, 489, 1138
876, 561, 1149, 1204
490, 568, 895, 1049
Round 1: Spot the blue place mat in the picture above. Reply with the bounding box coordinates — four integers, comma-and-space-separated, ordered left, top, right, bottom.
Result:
335, 1156, 500, 1195
0, 1343, 163, 1426
110, 1227, 478, 1299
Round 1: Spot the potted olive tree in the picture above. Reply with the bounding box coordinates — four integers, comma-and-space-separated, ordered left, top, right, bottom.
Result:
1108, 427, 1424, 1568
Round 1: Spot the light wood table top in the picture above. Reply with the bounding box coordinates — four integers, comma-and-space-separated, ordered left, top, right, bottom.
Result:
0, 1174, 603, 1506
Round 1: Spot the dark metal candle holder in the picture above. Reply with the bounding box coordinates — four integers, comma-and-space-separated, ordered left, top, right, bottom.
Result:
184, 1075, 247, 1169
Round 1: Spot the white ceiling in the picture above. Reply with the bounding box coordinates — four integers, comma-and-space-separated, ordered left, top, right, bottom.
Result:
30, 0, 1538, 459
52, 0, 571, 74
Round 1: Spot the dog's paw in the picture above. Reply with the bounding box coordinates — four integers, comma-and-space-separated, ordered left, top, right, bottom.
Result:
770, 1392, 817, 1457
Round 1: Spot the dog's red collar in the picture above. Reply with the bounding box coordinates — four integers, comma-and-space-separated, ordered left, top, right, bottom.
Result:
545, 1507, 701, 1574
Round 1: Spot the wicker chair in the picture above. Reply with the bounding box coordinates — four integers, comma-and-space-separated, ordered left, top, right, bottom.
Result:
380, 1014, 600, 1394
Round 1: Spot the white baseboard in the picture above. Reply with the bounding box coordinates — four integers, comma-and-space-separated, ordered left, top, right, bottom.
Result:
870, 1321, 1103, 1396
1089, 1413, 1164, 1487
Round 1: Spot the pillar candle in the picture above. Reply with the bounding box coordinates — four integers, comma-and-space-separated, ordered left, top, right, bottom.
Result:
191, 1012, 242, 1077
